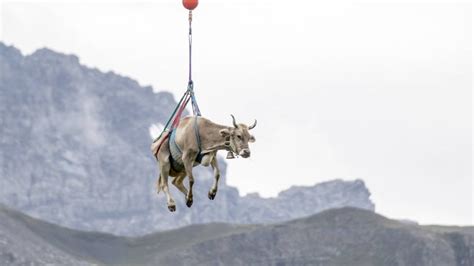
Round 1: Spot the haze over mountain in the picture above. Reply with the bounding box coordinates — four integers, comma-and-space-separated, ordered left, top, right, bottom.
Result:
1, 203, 472, 266
0, 42, 374, 236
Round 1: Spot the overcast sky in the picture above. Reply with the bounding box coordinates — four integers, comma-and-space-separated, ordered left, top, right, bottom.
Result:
1, 0, 472, 225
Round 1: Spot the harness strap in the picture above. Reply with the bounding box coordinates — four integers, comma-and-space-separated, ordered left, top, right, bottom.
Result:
168, 116, 203, 167
169, 128, 185, 171
194, 115, 203, 163
152, 11, 202, 156
170, 129, 183, 155
172, 94, 191, 129
188, 81, 201, 116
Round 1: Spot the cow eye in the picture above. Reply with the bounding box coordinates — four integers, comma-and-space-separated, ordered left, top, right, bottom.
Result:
237, 135, 242, 140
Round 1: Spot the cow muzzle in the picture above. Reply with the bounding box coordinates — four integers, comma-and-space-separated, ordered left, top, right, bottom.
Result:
240, 149, 251, 158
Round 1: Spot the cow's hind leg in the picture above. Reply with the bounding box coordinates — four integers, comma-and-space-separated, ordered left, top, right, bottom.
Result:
157, 147, 176, 212
160, 164, 176, 212
208, 156, 221, 200
172, 172, 188, 197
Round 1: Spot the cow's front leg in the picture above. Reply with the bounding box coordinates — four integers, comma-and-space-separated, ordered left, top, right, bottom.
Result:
208, 157, 221, 200
183, 152, 196, 208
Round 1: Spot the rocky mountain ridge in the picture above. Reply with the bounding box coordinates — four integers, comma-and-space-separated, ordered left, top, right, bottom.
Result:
0, 42, 374, 236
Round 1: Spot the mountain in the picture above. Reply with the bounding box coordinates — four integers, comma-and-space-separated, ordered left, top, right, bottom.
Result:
0, 42, 374, 236
1, 203, 472, 266
0, 204, 89, 265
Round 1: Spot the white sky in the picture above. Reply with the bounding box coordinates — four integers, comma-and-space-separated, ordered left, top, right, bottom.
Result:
1, 0, 472, 225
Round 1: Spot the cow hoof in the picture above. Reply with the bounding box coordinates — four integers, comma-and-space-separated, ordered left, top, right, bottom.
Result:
208, 191, 216, 200
168, 205, 176, 212
186, 198, 193, 208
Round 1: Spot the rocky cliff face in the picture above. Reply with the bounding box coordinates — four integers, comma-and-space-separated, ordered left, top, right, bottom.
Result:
0, 42, 374, 236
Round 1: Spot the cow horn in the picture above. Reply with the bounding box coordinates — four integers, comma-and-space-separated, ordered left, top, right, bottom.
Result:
231, 114, 238, 128
248, 119, 257, 130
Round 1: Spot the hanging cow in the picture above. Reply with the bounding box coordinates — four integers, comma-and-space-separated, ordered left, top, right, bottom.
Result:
151, 115, 257, 212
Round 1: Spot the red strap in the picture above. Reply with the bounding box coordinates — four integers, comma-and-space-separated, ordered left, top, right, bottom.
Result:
153, 131, 170, 158
171, 94, 191, 129
155, 91, 194, 158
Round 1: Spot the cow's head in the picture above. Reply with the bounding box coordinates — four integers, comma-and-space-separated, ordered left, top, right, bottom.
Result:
220, 115, 257, 158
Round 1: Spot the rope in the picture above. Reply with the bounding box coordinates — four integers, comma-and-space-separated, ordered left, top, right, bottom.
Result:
188, 10, 201, 117
152, 9, 201, 144
188, 10, 193, 83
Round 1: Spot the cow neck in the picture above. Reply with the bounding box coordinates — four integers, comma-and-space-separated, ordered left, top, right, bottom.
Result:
201, 126, 236, 154
200, 125, 226, 148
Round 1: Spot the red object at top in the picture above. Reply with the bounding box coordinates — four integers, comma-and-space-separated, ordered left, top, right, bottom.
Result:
183, 0, 198, 10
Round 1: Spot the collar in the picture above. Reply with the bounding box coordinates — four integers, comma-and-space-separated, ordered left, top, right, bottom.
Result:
225, 135, 239, 158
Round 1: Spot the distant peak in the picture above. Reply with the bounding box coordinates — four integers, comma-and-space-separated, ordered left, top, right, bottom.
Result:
28, 47, 79, 64
277, 179, 368, 197
0, 42, 24, 58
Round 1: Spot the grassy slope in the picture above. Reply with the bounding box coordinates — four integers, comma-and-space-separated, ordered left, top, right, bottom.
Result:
1, 204, 472, 265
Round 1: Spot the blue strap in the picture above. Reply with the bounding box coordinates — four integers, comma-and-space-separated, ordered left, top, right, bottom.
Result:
170, 128, 183, 160
169, 128, 185, 171
169, 118, 203, 165
170, 128, 183, 156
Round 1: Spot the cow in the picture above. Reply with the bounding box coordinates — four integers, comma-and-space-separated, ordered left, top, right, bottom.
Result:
151, 115, 257, 212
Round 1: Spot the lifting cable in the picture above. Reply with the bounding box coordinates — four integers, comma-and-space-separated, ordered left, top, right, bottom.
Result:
153, 3, 201, 144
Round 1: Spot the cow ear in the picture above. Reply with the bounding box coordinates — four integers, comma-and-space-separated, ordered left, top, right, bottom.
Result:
220, 128, 231, 137
249, 135, 256, 143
